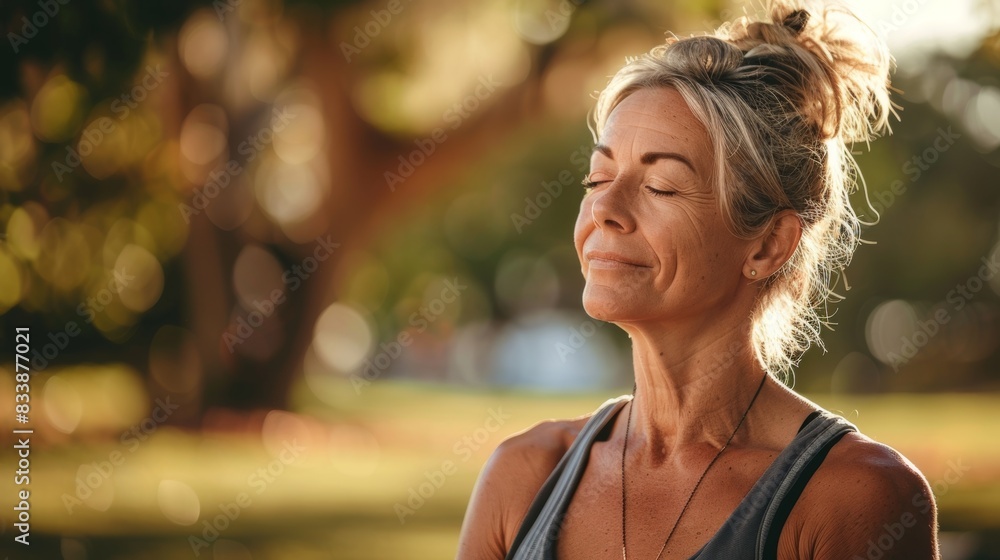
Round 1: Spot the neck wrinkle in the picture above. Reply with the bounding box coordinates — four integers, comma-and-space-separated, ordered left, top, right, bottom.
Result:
621, 322, 770, 464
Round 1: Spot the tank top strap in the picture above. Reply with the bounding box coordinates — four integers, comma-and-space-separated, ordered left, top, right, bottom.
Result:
506, 402, 858, 560
505, 394, 632, 560
693, 408, 858, 559
754, 409, 858, 557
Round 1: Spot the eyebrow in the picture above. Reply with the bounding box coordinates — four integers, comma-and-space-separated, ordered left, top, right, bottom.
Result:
593, 144, 697, 175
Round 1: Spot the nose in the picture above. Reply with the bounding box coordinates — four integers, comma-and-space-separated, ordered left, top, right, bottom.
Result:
590, 180, 635, 233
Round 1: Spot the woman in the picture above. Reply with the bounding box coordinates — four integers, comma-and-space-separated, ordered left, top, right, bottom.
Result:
458, 1, 939, 559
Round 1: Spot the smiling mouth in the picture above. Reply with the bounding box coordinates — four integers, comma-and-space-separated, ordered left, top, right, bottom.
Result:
585, 252, 651, 269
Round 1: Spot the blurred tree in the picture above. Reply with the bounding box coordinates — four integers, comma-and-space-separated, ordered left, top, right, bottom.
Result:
3, 0, 997, 417
0, 0, 692, 412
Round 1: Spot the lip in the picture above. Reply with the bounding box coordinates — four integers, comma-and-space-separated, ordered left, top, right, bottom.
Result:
585, 251, 651, 268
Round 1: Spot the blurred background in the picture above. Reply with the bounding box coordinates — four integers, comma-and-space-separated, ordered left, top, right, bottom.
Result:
0, 0, 998, 558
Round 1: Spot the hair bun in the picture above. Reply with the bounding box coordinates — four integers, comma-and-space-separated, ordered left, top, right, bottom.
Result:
740, 7, 808, 44
722, 0, 895, 144
782, 9, 809, 35
588, 0, 898, 376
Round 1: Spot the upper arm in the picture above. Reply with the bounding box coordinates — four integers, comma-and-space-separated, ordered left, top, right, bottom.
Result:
456, 421, 575, 560
795, 435, 939, 560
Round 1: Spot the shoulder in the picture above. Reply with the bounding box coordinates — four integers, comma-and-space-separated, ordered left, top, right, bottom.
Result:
492, 415, 585, 475
784, 429, 939, 559
456, 400, 620, 560
482, 416, 588, 535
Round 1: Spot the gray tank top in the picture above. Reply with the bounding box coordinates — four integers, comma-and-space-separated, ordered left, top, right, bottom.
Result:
505, 395, 858, 560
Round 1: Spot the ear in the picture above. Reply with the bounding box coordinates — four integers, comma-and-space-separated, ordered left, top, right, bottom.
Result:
743, 209, 802, 280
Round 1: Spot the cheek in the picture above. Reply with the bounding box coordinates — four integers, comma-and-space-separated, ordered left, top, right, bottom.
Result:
646, 221, 717, 285
683, 229, 745, 282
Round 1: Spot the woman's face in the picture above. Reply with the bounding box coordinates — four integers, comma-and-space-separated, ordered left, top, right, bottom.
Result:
573, 87, 751, 325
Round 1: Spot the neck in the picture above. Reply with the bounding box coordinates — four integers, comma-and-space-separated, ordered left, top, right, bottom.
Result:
620, 318, 771, 462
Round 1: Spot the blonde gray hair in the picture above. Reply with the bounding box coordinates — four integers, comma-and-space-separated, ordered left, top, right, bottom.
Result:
590, 1, 894, 378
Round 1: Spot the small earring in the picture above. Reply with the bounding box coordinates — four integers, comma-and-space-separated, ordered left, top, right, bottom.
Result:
750, 270, 757, 277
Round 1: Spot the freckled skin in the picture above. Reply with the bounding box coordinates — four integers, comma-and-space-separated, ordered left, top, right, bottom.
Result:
457, 87, 939, 560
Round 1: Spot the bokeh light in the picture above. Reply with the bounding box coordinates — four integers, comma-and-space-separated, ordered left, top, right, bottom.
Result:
157, 480, 201, 526
30, 74, 87, 143
179, 10, 230, 81
0, 1, 997, 558
312, 302, 374, 373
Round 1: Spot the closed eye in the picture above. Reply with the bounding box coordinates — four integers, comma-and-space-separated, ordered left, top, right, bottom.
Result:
645, 185, 676, 197
582, 179, 676, 198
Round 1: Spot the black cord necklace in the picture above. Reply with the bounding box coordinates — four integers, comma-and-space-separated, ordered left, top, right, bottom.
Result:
620, 372, 768, 559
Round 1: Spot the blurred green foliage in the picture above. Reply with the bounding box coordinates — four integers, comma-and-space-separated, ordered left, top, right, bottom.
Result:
1, 0, 999, 557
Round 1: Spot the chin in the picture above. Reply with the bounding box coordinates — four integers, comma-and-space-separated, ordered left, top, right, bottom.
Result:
581, 290, 640, 323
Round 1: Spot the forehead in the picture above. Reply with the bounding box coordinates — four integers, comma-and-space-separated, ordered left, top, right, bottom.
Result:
598, 87, 712, 172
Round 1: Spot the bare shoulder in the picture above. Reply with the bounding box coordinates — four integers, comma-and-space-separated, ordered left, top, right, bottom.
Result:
784, 430, 940, 559
493, 414, 587, 475
485, 414, 590, 529
455, 410, 596, 559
